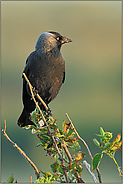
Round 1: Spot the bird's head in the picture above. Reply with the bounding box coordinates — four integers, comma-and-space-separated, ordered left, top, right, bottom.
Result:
35, 31, 72, 52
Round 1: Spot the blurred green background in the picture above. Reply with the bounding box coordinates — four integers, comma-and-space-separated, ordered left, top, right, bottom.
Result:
1, 1, 122, 183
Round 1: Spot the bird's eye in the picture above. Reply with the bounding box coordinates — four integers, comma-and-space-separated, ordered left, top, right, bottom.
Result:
56, 37, 60, 41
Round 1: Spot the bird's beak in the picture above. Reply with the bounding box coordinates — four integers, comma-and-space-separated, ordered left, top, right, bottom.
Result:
61, 36, 72, 44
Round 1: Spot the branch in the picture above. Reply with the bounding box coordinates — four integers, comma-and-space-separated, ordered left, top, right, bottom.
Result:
74, 172, 85, 183
83, 160, 98, 183
62, 140, 72, 167
62, 142, 85, 183
22, 73, 95, 183
66, 113, 102, 183
23, 72, 69, 183
23, 73, 61, 158
105, 151, 122, 177
66, 113, 93, 160
2, 120, 40, 179
30, 176, 32, 183
23, 73, 48, 112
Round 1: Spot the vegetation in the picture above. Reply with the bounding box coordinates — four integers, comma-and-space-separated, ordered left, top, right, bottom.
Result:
2, 73, 122, 183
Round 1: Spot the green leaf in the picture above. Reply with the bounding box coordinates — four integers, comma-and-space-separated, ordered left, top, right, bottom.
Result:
22, 125, 30, 129
50, 162, 60, 173
92, 153, 103, 170
39, 170, 53, 183
54, 154, 59, 162
104, 132, 112, 139
71, 161, 77, 169
40, 135, 50, 141
34, 176, 45, 183
100, 127, 105, 136
48, 119, 54, 123
40, 170, 52, 177
68, 141, 81, 151
37, 143, 42, 147
67, 128, 74, 137
45, 177, 52, 183
7, 174, 14, 183
39, 139, 46, 147
93, 138, 101, 148
23, 125, 36, 130
76, 165, 83, 176
95, 134, 107, 139
50, 174, 59, 182
103, 142, 114, 150
71, 169, 77, 175
59, 165, 64, 174
39, 128, 48, 134
55, 133, 64, 138
59, 129, 63, 135
50, 123, 57, 130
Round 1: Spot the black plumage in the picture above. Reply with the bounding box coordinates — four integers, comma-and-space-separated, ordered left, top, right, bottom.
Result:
17, 31, 72, 127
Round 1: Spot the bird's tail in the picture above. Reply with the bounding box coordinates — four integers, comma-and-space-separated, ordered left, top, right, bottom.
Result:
17, 108, 35, 127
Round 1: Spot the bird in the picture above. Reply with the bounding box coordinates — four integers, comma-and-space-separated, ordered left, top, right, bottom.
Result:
17, 31, 72, 127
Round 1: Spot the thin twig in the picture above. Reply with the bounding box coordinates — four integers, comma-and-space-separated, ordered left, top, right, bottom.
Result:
23, 73, 95, 183
63, 141, 85, 183
66, 113, 93, 160
2, 120, 40, 179
23, 73, 62, 158
74, 172, 85, 183
23, 73, 54, 122
105, 151, 122, 177
30, 176, 32, 183
23, 73, 48, 111
62, 140, 72, 166
66, 113, 102, 183
83, 160, 98, 183
23, 72, 69, 183
96, 168, 102, 183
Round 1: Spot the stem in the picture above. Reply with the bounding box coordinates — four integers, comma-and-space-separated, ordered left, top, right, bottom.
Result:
23, 72, 69, 182
23, 73, 48, 111
66, 113, 102, 183
83, 160, 98, 183
30, 176, 32, 183
105, 152, 122, 177
2, 120, 40, 179
66, 113, 93, 160
63, 141, 85, 183
23, 73, 100, 182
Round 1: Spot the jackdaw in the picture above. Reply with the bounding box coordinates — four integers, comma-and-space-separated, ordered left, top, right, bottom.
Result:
17, 31, 72, 127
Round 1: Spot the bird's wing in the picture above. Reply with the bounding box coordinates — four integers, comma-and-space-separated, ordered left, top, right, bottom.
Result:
22, 51, 36, 77
62, 71, 65, 83
22, 52, 36, 111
